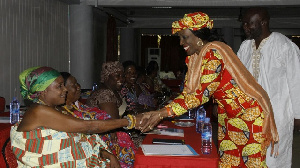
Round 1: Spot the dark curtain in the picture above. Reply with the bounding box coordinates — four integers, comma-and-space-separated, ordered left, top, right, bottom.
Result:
141, 35, 187, 74
106, 15, 118, 61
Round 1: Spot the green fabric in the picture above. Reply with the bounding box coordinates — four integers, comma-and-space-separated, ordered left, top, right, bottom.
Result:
19, 66, 61, 102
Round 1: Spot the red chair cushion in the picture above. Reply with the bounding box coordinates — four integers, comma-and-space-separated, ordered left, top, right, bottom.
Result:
2, 138, 18, 168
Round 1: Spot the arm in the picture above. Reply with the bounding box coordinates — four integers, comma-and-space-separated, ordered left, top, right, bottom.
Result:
17, 104, 129, 133
139, 49, 223, 132
286, 43, 300, 120
165, 50, 222, 116
98, 102, 120, 119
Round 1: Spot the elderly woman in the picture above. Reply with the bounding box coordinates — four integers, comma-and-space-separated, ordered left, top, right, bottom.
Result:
11, 66, 141, 168
60, 72, 136, 168
86, 61, 124, 119
139, 12, 279, 167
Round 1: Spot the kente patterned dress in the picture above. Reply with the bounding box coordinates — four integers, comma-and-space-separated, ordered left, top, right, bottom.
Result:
166, 43, 269, 167
62, 101, 136, 168
10, 123, 110, 167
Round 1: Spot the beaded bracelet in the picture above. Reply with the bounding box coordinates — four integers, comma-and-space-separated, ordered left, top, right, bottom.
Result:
123, 114, 136, 130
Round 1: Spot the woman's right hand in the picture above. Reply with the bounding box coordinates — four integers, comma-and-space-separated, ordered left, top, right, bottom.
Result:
101, 150, 121, 168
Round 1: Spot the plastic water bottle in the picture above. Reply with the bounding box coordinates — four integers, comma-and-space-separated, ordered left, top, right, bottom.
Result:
196, 106, 206, 133
10, 97, 20, 124
202, 117, 212, 154
92, 83, 98, 91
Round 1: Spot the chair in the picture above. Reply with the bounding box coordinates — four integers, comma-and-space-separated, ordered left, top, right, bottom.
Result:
0, 97, 5, 112
1, 138, 18, 168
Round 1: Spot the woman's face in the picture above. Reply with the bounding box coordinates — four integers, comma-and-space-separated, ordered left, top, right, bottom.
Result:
178, 29, 201, 55
65, 75, 81, 104
107, 70, 124, 91
41, 76, 67, 106
124, 65, 137, 85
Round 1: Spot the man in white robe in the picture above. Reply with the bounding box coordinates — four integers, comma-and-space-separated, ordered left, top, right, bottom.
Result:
237, 7, 300, 168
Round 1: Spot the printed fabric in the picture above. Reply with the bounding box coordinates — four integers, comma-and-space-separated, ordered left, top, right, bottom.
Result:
67, 102, 136, 168
10, 124, 110, 168
166, 42, 278, 167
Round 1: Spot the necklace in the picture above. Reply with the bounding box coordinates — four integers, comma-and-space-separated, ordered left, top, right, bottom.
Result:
251, 36, 270, 81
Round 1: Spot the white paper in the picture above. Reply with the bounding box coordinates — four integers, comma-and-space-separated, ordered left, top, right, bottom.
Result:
141, 144, 198, 156
0, 117, 10, 123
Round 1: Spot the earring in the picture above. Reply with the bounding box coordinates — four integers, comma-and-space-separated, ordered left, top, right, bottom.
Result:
197, 40, 203, 46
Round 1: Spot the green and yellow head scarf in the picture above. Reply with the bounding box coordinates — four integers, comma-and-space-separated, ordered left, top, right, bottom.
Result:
19, 66, 61, 102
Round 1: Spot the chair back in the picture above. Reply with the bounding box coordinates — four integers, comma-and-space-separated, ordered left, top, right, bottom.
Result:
2, 138, 18, 168
0, 97, 5, 112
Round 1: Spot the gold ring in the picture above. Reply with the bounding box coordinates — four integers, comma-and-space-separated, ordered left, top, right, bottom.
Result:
158, 113, 163, 120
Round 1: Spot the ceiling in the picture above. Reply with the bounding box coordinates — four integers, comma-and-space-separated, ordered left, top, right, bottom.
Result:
69, 0, 300, 32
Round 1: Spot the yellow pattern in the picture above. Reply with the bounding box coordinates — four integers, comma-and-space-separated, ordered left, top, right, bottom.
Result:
218, 126, 225, 140
241, 107, 261, 121
204, 60, 221, 71
218, 113, 227, 126
228, 118, 250, 132
228, 131, 248, 145
219, 140, 238, 151
201, 73, 219, 83
242, 143, 261, 156
253, 116, 263, 126
220, 153, 240, 167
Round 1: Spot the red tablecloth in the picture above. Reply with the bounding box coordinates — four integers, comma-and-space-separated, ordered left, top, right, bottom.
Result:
134, 120, 219, 168
0, 112, 12, 168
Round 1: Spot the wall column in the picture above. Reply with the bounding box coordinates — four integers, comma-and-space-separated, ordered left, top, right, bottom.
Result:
120, 28, 136, 63
222, 27, 234, 49
69, 4, 93, 89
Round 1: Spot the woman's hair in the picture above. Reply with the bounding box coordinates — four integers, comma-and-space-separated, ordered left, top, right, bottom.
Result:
122, 60, 137, 71
191, 28, 222, 42
100, 61, 124, 83
60, 72, 71, 86
146, 61, 159, 76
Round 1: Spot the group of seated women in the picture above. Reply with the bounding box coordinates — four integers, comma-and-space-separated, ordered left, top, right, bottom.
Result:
11, 60, 167, 167
11, 66, 152, 168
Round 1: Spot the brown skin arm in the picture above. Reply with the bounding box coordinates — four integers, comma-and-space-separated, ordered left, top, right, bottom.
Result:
17, 104, 129, 133
98, 102, 120, 119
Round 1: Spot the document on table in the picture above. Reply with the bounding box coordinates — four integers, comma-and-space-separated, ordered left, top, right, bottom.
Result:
0, 117, 10, 123
141, 144, 199, 156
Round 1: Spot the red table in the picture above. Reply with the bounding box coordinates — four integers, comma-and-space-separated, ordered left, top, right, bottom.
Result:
0, 112, 12, 168
134, 120, 219, 168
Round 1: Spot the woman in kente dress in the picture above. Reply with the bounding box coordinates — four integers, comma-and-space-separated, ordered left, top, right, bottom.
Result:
11, 66, 142, 167
138, 12, 279, 168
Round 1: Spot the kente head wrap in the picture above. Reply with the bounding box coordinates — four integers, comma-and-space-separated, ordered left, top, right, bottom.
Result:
100, 61, 124, 83
19, 66, 61, 102
172, 12, 213, 34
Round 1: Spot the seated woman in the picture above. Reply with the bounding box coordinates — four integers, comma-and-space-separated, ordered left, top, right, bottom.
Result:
121, 61, 156, 115
11, 66, 142, 168
60, 72, 136, 168
86, 61, 124, 119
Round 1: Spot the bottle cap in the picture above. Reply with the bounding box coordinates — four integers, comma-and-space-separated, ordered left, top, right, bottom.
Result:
204, 117, 210, 123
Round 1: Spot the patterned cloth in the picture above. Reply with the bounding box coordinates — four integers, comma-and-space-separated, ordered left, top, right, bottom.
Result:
166, 42, 277, 167
19, 66, 60, 102
86, 88, 122, 110
120, 83, 155, 112
10, 124, 110, 167
172, 12, 213, 34
67, 101, 136, 168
